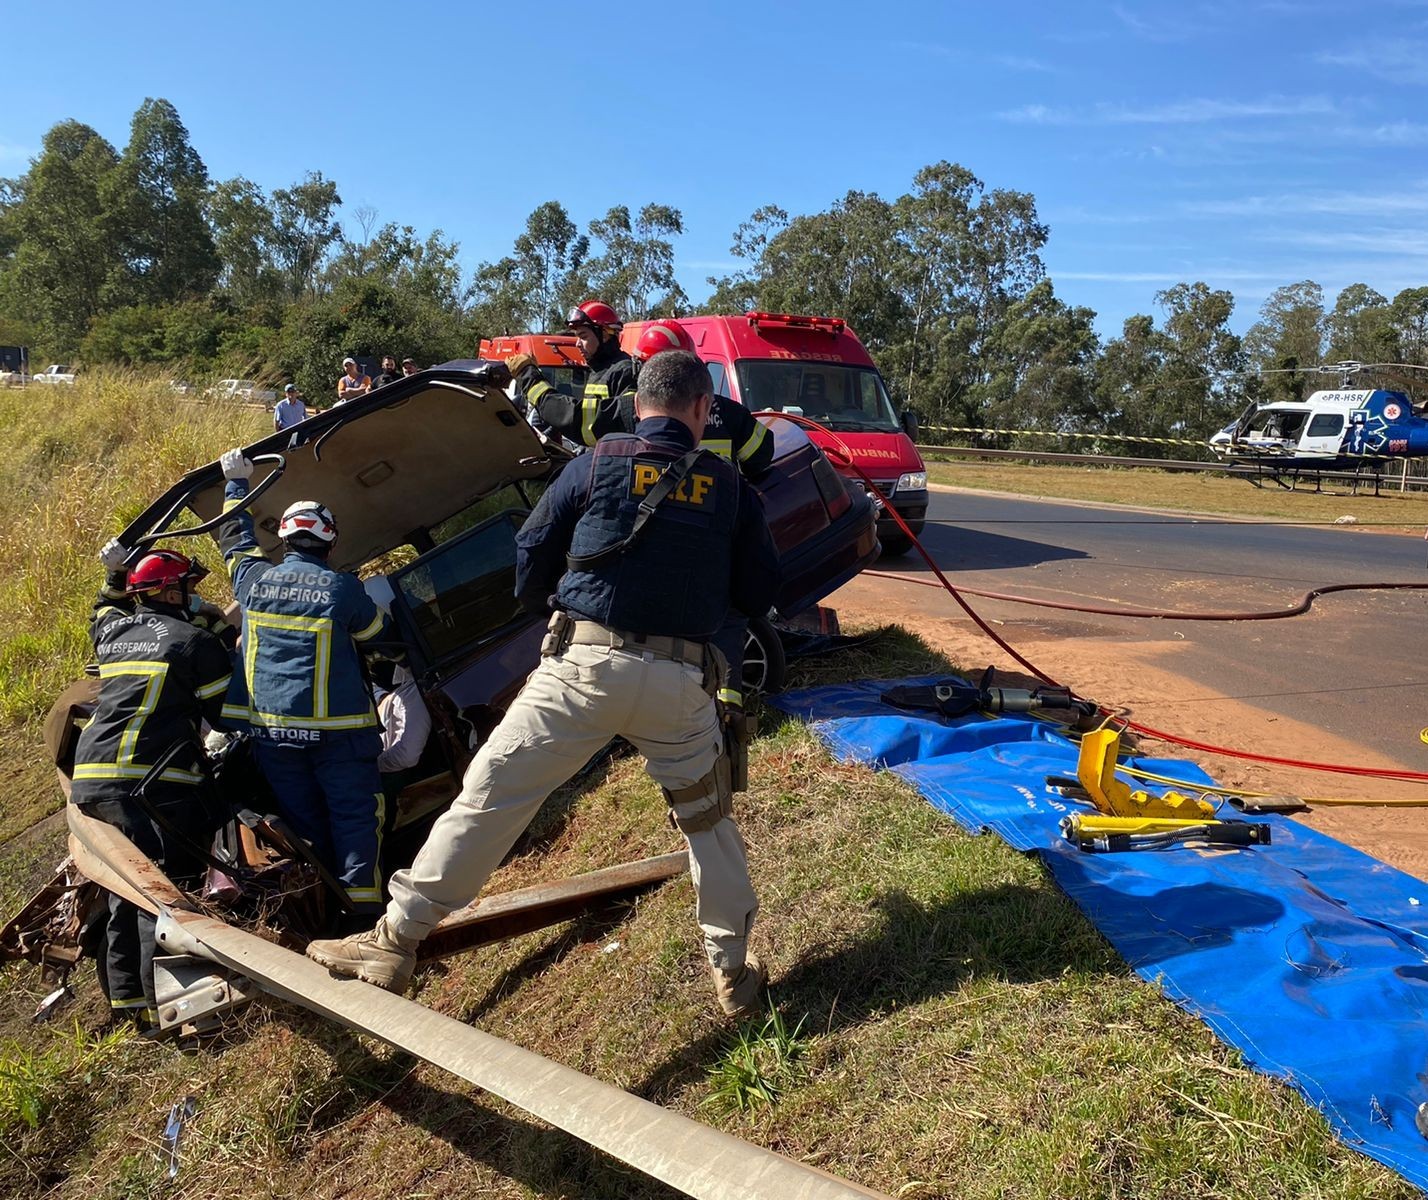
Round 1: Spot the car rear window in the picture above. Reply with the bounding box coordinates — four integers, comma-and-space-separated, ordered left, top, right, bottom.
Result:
391, 510, 528, 663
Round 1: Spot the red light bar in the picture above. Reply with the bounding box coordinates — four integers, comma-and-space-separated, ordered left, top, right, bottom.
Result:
745, 311, 846, 334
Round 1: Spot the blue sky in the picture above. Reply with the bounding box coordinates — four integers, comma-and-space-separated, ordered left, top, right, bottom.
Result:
3, 0, 1426, 338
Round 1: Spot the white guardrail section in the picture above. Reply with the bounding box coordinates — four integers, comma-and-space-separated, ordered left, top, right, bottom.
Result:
65, 807, 891, 1200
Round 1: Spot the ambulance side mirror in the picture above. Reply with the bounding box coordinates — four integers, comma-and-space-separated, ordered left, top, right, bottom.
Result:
902, 409, 921, 442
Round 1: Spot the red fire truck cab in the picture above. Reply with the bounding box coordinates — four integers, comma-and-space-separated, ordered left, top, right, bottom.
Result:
625, 312, 927, 554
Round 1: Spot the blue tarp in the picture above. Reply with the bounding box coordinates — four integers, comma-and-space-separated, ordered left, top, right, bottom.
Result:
770, 677, 1428, 1190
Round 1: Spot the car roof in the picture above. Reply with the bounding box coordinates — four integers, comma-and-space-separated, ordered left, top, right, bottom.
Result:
123, 366, 553, 572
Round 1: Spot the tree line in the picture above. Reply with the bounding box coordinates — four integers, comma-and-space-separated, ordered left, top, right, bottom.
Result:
4, 99, 1427, 439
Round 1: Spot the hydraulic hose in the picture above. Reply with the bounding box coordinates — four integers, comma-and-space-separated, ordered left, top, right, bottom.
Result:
863, 570, 1428, 622
762, 411, 1428, 789
131, 452, 286, 549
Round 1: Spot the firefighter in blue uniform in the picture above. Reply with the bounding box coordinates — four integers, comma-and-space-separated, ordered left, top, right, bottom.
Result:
307, 350, 782, 1017
72, 542, 234, 1027
216, 451, 398, 916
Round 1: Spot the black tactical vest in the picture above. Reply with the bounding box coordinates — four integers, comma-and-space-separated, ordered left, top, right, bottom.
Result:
556, 435, 739, 637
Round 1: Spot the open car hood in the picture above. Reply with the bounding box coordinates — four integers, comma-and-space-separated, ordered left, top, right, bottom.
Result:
121, 367, 556, 572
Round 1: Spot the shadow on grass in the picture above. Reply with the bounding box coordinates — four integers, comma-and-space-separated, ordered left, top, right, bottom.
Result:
447, 900, 639, 1024
633, 881, 1116, 1106
276, 1021, 688, 1200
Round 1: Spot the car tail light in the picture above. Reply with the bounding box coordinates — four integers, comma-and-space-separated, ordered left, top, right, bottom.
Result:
811, 452, 851, 517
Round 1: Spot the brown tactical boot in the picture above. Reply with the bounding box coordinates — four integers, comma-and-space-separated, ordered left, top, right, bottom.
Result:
713, 953, 767, 1019
305, 917, 419, 993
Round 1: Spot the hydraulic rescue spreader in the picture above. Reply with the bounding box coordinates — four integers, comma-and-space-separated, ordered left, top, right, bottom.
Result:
881, 673, 1272, 854
1056, 728, 1271, 853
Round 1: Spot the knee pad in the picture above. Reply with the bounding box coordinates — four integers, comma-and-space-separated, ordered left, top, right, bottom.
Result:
661, 753, 733, 835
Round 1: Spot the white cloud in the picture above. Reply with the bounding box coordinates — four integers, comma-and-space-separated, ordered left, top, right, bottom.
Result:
1315, 38, 1428, 85
1055, 269, 1288, 283
1183, 184, 1428, 218
997, 95, 1339, 125
1264, 228, 1428, 256
1360, 120, 1428, 145
992, 54, 1055, 73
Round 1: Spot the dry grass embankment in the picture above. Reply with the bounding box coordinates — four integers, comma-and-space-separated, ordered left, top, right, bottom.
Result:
0, 384, 1414, 1198
0, 375, 267, 842
926, 459, 1428, 528
0, 627, 1412, 1199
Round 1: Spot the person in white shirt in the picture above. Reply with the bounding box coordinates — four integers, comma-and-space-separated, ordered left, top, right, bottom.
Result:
273, 384, 309, 432
375, 664, 431, 778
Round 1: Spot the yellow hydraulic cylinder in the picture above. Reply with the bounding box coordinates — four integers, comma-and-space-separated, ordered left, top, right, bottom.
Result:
1076, 729, 1216, 821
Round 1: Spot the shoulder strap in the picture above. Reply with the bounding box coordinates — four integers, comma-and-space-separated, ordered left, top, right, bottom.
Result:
566, 448, 708, 572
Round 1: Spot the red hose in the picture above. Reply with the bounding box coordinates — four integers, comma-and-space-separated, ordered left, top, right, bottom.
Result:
765, 411, 1428, 784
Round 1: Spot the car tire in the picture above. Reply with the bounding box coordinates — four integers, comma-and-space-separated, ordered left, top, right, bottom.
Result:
742, 615, 787, 697
878, 532, 914, 556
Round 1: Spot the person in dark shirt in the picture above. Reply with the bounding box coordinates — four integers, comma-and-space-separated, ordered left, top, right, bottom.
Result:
307, 351, 780, 1018
372, 355, 402, 390
72, 541, 234, 1027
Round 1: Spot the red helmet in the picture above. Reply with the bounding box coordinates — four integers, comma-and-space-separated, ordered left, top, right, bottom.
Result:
126, 551, 207, 596
566, 300, 622, 332
633, 319, 696, 362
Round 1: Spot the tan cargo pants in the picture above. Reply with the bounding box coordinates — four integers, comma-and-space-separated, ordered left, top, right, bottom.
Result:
385, 641, 758, 970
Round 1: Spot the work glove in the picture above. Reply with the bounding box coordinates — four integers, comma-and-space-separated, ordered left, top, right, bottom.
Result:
220, 448, 254, 480
473, 362, 513, 388
505, 353, 537, 377
99, 537, 128, 570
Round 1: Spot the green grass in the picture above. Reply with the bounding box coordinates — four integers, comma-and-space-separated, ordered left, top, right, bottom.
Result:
702, 1005, 809, 1115
0, 625, 1413, 1198
926, 458, 1428, 528
0, 1021, 131, 1134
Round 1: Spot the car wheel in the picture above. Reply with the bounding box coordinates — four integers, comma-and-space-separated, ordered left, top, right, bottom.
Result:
878, 532, 914, 556
742, 616, 787, 697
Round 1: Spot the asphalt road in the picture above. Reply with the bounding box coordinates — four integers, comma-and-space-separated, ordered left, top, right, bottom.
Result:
890, 489, 1428, 766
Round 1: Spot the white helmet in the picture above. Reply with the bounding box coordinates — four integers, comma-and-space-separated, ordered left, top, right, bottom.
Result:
277, 500, 338, 545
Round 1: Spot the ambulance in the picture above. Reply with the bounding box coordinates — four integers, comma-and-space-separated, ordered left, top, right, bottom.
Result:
624, 312, 927, 554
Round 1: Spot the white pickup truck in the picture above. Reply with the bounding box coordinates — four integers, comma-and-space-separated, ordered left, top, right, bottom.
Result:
32, 365, 77, 385
205, 378, 278, 406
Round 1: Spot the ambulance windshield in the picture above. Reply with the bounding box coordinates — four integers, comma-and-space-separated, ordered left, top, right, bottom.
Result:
735, 361, 901, 432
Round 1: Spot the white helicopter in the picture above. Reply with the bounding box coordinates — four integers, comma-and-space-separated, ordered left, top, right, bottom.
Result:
1208, 362, 1428, 473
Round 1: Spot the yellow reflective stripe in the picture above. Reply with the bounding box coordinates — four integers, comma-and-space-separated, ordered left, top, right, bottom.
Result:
243, 611, 335, 723
737, 420, 769, 462
717, 688, 743, 705
221, 703, 251, 722
246, 710, 377, 730
352, 610, 385, 642
196, 673, 232, 700
96, 660, 167, 769
345, 887, 382, 903
581, 382, 609, 446
700, 438, 733, 460
72, 763, 205, 784
527, 379, 552, 403
95, 605, 127, 620
109, 997, 149, 1011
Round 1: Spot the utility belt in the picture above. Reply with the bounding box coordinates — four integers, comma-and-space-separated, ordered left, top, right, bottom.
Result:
542, 611, 708, 669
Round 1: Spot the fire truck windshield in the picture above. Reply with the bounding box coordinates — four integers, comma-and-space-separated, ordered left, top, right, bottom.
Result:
735, 360, 901, 432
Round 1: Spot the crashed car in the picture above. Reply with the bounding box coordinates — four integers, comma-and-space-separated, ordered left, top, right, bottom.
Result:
26, 360, 877, 877
4, 362, 878, 1014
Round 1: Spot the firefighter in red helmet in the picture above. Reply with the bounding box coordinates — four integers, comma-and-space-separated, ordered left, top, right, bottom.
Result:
506, 300, 639, 444
71, 539, 237, 1029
